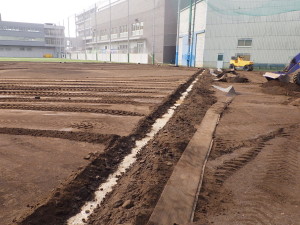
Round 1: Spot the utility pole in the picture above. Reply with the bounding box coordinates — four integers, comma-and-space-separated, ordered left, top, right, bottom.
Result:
95, 3, 98, 61
109, 0, 112, 62
83, 10, 87, 60
175, 0, 181, 66
152, 0, 156, 65
67, 17, 70, 59
127, 0, 130, 63
187, 0, 193, 67
190, 0, 197, 67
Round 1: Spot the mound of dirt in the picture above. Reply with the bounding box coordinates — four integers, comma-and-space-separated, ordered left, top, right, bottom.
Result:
225, 76, 249, 83
261, 80, 300, 96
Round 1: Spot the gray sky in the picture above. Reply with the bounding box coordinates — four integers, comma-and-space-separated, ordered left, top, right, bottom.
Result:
0, 0, 102, 24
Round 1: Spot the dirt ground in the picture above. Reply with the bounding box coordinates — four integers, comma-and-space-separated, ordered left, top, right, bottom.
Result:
0, 62, 196, 225
1, 63, 299, 225
194, 71, 300, 225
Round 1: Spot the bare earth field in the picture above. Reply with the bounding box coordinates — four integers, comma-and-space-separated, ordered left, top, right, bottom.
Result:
0, 62, 299, 225
0, 62, 196, 225
194, 71, 300, 225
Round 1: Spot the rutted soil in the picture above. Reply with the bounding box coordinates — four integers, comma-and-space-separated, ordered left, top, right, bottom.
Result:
2, 63, 299, 225
13, 66, 204, 225
0, 62, 197, 225
193, 71, 300, 225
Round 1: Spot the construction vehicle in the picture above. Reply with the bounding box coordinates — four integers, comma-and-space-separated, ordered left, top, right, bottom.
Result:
263, 53, 300, 85
229, 56, 254, 71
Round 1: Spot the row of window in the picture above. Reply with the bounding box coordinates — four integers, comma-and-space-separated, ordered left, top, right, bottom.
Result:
237, 38, 252, 47
45, 38, 63, 45
0, 25, 43, 33
0, 47, 32, 51
20, 47, 32, 51
44, 28, 64, 37
0, 36, 44, 42
91, 22, 144, 37
99, 42, 145, 54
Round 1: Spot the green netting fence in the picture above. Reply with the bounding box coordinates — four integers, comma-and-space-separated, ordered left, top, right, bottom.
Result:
205, 0, 300, 16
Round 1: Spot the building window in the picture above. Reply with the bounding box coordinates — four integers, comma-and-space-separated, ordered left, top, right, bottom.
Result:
217, 54, 224, 61
238, 39, 252, 47
137, 42, 144, 53
20, 47, 25, 51
132, 21, 144, 36
236, 53, 251, 61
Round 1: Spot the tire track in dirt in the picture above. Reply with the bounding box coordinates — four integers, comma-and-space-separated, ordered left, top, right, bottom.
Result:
224, 127, 300, 225
0, 127, 118, 144
0, 104, 144, 116
212, 128, 284, 185
195, 125, 300, 225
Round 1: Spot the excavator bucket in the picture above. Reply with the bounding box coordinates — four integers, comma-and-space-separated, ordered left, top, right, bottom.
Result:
263, 53, 300, 85
263, 72, 290, 83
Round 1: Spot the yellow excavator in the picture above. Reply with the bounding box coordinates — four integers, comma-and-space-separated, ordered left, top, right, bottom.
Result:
229, 56, 254, 71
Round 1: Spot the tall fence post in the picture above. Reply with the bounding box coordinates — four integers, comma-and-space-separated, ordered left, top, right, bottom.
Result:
175, 0, 181, 66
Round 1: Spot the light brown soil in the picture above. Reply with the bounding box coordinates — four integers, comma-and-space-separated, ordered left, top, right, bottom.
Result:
1, 63, 299, 225
194, 70, 300, 225
0, 134, 105, 224
0, 62, 196, 225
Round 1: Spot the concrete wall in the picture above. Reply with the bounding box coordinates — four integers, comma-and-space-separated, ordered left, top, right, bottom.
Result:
68, 52, 148, 64
0, 46, 56, 58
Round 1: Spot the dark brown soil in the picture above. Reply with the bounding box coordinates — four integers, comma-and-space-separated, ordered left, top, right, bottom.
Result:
86, 73, 216, 225
0, 127, 117, 144
261, 80, 300, 97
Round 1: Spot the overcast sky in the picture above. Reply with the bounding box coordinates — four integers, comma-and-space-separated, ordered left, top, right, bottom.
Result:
0, 0, 101, 24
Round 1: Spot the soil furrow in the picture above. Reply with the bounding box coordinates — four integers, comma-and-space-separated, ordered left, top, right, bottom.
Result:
0, 104, 144, 116
0, 127, 118, 144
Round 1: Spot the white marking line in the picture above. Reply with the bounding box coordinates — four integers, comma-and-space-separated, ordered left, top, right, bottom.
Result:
67, 71, 203, 225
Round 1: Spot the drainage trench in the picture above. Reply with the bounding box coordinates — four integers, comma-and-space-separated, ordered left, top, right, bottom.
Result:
67, 71, 204, 225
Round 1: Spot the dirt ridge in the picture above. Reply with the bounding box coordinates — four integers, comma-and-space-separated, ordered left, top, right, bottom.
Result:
0, 127, 118, 144
0, 104, 144, 117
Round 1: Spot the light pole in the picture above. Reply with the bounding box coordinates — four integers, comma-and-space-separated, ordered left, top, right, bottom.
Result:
187, 0, 193, 67
152, 0, 156, 65
127, 0, 130, 63
190, 0, 197, 67
109, 0, 112, 62
175, 0, 181, 66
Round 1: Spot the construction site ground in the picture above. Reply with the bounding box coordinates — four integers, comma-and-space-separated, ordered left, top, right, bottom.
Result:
0, 62, 299, 225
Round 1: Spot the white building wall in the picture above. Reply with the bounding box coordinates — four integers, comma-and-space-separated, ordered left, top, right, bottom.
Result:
203, 4, 300, 68
178, 0, 207, 66
194, 1, 207, 32
195, 33, 205, 67
179, 9, 190, 36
